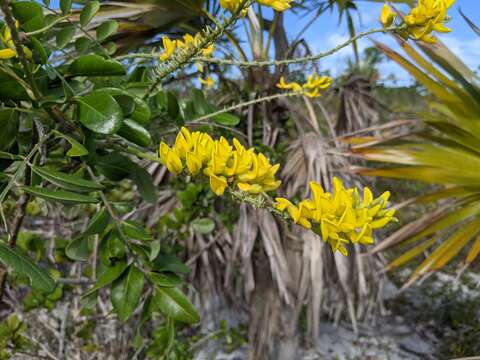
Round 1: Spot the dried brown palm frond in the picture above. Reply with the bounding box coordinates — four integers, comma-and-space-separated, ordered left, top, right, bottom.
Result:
336, 75, 385, 135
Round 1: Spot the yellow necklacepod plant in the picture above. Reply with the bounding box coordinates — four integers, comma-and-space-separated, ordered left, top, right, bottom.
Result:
159, 127, 396, 256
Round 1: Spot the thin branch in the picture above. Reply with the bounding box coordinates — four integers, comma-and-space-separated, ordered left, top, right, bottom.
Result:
117, 26, 398, 68
143, 0, 251, 99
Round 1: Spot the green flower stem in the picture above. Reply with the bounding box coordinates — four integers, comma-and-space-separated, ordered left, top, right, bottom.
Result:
117, 26, 398, 67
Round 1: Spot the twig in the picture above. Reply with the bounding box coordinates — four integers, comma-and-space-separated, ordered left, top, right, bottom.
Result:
116, 27, 398, 68
143, 0, 251, 99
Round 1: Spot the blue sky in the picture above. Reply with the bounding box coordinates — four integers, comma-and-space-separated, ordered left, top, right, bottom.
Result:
279, 0, 480, 85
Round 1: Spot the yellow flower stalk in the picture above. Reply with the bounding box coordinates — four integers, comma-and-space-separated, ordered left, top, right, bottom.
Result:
276, 73, 332, 98
160, 33, 215, 62
159, 127, 281, 196
275, 178, 396, 255
380, 4, 396, 27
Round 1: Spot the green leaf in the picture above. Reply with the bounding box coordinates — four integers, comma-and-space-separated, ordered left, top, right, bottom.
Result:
80, 1, 100, 27
191, 89, 213, 116
30, 37, 50, 64
166, 91, 180, 120
65, 236, 89, 261
74, 37, 92, 54
65, 137, 88, 157
84, 208, 110, 236
75, 91, 123, 134
111, 265, 145, 321
152, 287, 199, 324
96, 20, 118, 41
117, 119, 151, 147
0, 241, 55, 293
95, 153, 131, 181
32, 166, 104, 193
11, 1, 44, 32
106, 231, 125, 260
153, 254, 190, 274
69, 55, 125, 77
85, 258, 127, 296
56, 25, 75, 49
60, 0, 72, 14
149, 272, 182, 288
191, 218, 215, 234
22, 186, 99, 204
0, 109, 19, 151
130, 98, 151, 125
212, 113, 240, 126
130, 165, 158, 204
122, 221, 152, 241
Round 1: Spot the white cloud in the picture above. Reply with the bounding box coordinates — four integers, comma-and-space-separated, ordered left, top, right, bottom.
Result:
440, 35, 480, 72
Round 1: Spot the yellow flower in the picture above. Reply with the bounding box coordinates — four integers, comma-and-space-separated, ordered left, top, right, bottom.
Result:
274, 178, 395, 255
202, 43, 215, 57
220, 0, 241, 12
380, 4, 396, 27
0, 48, 16, 59
199, 76, 215, 89
159, 36, 177, 62
276, 77, 302, 92
210, 174, 228, 196
257, 0, 293, 12
160, 128, 281, 196
403, 0, 455, 43
277, 74, 332, 98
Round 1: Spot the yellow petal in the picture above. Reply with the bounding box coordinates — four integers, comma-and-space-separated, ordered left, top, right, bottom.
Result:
0, 48, 16, 59
209, 174, 228, 196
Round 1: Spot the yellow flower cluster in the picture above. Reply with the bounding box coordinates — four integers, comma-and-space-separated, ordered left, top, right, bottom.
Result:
275, 178, 396, 255
380, 0, 455, 43
159, 127, 281, 196
220, 0, 293, 13
159, 33, 215, 62
277, 73, 332, 98
0, 22, 32, 60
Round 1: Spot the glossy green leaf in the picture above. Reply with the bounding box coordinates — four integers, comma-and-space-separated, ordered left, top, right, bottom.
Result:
85, 258, 127, 296
117, 119, 151, 147
22, 186, 99, 204
152, 287, 200, 324
149, 272, 182, 288
11, 1, 44, 32
106, 231, 126, 260
30, 37, 50, 64
65, 236, 89, 261
69, 55, 125, 77
153, 254, 190, 274
56, 25, 76, 49
111, 265, 145, 321
0, 241, 55, 293
0, 109, 19, 151
80, 1, 100, 27
212, 113, 240, 126
84, 208, 110, 236
191, 218, 215, 234
94, 153, 132, 181
130, 98, 151, 125
122, 221, 152, 241
96, 20, 118, 41
130, 165, 158, 204
76, 91, 123, 134
60, 0, 72, 14
32, 166, 104, 193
